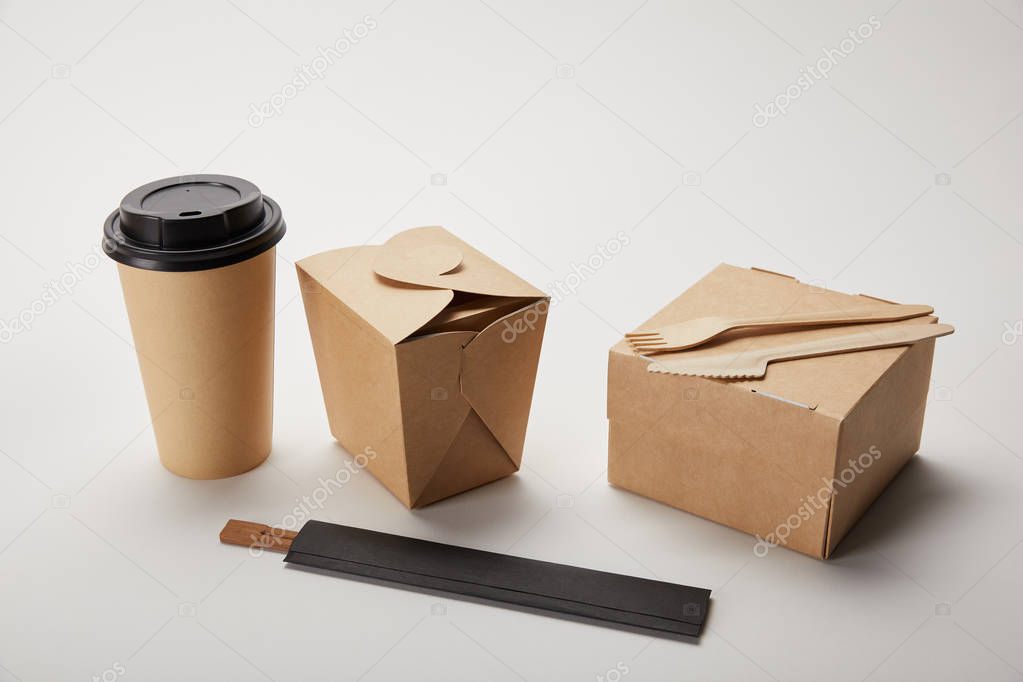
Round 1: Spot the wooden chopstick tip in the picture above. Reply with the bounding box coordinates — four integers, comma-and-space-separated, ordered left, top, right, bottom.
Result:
220, 519, 298, 554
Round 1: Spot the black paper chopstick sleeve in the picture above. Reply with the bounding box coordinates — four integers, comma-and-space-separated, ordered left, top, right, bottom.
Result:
284, 520, 710, 638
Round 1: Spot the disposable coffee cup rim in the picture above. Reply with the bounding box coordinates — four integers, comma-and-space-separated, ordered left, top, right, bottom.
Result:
103, 174, 286, 272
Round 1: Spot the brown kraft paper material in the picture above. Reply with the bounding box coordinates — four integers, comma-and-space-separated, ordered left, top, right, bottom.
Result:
117, 248, 276, 478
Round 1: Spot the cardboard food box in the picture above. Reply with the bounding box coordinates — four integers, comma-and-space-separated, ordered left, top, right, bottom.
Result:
608, 264, 941, 559
297, 227, 549, 508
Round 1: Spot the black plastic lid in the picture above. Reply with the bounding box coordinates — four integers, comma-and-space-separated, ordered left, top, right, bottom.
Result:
103, 174, 286, 272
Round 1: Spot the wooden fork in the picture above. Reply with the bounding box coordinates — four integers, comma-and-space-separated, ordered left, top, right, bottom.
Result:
646, 322, 954, 379
627, 303, 933, 355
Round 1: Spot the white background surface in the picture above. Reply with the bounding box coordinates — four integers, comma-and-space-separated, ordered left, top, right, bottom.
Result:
1, 1, 1022, 680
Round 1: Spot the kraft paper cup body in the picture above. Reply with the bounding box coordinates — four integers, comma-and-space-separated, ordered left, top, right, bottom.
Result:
117, 248, 276, 478
104, 174, 285, 479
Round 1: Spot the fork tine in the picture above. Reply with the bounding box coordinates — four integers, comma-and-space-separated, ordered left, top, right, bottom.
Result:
625, 331, 660, 338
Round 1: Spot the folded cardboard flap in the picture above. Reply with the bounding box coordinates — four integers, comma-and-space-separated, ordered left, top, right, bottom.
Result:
395, 330, 476, 500
372, 228, 549, 478
749, 266, 797, 280
300, 227, 546, 345
393, 300, 548, 505
823, 336, 935, 557
461, 301, 548, 466
375, 242, 464, 283
373, 226, 546, 299
415, 295, 538, 335
299, 245, 452, 346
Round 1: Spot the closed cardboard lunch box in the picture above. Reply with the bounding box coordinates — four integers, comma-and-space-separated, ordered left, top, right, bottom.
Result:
607, 264, 940, 559
297, 226, 549, 508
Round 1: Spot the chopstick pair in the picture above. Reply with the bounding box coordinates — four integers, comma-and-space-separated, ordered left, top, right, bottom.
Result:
221, 519, 710, 639
626, 304, 954, 379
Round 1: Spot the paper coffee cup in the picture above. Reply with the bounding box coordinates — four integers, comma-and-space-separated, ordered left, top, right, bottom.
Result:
103, 175, 286, 479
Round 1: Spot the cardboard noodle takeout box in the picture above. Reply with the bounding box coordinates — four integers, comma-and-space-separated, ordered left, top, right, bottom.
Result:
298, 227, 549, 508
608, 264, 944, 559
